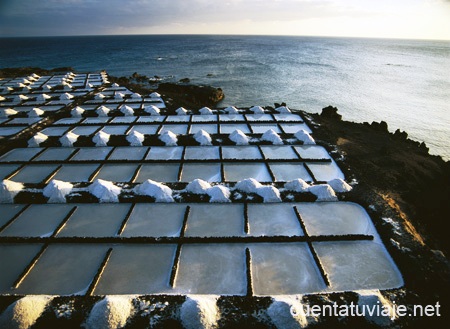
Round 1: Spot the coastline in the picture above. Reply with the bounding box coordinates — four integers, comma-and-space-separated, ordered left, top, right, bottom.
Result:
0, 67, 448, 327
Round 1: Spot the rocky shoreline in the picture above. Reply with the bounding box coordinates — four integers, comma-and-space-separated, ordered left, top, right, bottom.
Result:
0, 67, 448, 327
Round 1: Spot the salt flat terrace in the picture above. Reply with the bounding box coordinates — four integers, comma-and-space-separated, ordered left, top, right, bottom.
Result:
0, 72, 403, 297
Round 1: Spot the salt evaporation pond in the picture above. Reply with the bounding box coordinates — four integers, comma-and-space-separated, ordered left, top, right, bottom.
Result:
260, 146, 298, 159
280, 123, 313, 134
52, 164, 99, 182
95, 164, 139, 182
71, 147, 113, 161
160, 125, 188, 134
100, 125, 130, 135
0, 164, 20, 180
223, 163, 272, 182
70, 126, 101, 136
145, 146, 183, 160
245, 114, 273, 121
219, 114, 245, 121
180, 163, 221, 182
270, 163, 313, 182
40, 127, 69, 136
220, 124, 251, 134
307, 161, 345, 182
0, 148, 43, 162
134, 164, 180, 182
184, 146, 220, 160
33, 148, 75, 161
108, 146, 148, 160
294, 145, 330, 160
221, 146, 262, 160
10, 164, 59, 183
189, 124, 217, 134
250, 124, 281, 134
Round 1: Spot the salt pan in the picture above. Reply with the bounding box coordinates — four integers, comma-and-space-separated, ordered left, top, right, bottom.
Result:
0, 180, 24, 203
43, 179, 73, 203
229, 129, 249, 145
262, 129, 283, 145
134, 179, 174, 202
126, 131, 145, 146
295, 130, 315, 145
89, 179, 121, 202
194, 129, 212, 145
159, 130, 178, 146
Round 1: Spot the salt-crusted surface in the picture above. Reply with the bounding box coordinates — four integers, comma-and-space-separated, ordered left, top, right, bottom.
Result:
60, 131, 79, 147
0, 180, 24, 203
295, 130, 315, 145
194, 129, 212, 145
43, 180, 73, 203
88, 179, 121, 203
357, 290, 397, 326
134, 179, 174, 202
229, 129, 249, 145
159, 130, 178, 146
180, 295, 219, 329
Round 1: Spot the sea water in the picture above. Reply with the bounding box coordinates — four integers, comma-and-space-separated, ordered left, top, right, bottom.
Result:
1, 35, 449, 159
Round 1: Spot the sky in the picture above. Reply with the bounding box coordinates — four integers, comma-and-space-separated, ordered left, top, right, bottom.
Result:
0, 0, 449, 40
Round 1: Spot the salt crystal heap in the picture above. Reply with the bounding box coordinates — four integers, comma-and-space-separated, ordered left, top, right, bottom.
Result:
284, 179, 310, 192
0, 296, 53, 329
126, 130, 145, 146
194, 129, 212, 146
295, 130, 315, 145
43, 180, 73, 203
150, 92, 161, 98
308, 184, 337, 201
199, 107, 213, 115
275, 105, 291, 113
0, 180, 23, 203
180, 295, 220, 329
29, 107, 44, 117
28, 132, 48, 147
93, 131, 110, 147
328, 178, 352, 193
268, 296, 308, 329
262, 129, 283, 145
36, 93, 51, 102
131, 92, 141, 99
224, 106, 240, 114
120, 105, 134, 116
60, 131, 79, 147
60, 92, 74, 100
235, 178, 281, 202
134, 179, 174, 202
186, 179, 212, 194
96, 105, 110, 117
249, 105, 265, 114
85, 296, 133, 329
95, 93, 105, 100
185, 179, 231, 202
229, 129, 249, 145
89, 179, 121, 203
159, 130, 178, 146
0, 108, 18, 118
176, 107, 188, 115
144, 105, 160, 116
71, 106, 85, 117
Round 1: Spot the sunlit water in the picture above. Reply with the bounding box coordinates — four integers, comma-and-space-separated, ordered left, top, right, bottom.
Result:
1, 35, 449, 159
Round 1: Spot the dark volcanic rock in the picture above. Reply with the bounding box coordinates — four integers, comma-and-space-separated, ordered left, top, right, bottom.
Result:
158, 82, 224, 107
321, 105, 342, 120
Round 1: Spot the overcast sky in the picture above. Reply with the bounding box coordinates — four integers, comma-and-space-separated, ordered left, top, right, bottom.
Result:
0, 0, 449, 40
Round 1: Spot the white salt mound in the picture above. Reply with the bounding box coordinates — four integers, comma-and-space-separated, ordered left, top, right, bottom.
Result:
249, 106, 265, 114
207, 185, 231, 203
29, 108, 44, 117
126, 131, 145, 146
180, 295, 219, 329
28, 133, 48, 147
60, 92, 74, 100
95, 93, 105, 100
328, 178, 352, 193
0, 180, 24, 203
93, 131, 110, 147
199, 107, 213, 115
131, 92, 141, 99
275, 106, 291, 114
60, 131, 79, 147
43, 180, 73, 203
85, 296, 133, 329
134, 179, 174, 202
256, 185, 282, 203
294, 130, 315, 145
96, 105, 110, 117
357, 290, 396, 326
89, 179, 121, 203
0, 108, 18, 118
71, 106, 85, 117
0, 96, 5, 101
224, 106, 239, 114
36, 93, 51, 101
176, 107, 188, 115
268, 296, 308, 329
186, 179, 212, 194
235, 178, 263, 193
111, 83, 120, 88
114, 92, 124, 100
0, 296, 53, 329
159, 130, 178, 146
144, 105, 160, 115
262, 129, 283, 145
150, 92, 161, 98
194, 129, 212, 145
284, 179, 310, 192
120, 105, 134, 116
229, 129, 249, 145
18, 94, 29, 100
308, 184, 337, 201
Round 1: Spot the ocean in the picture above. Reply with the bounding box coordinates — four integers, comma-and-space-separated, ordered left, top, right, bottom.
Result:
1, 35, 449, 160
